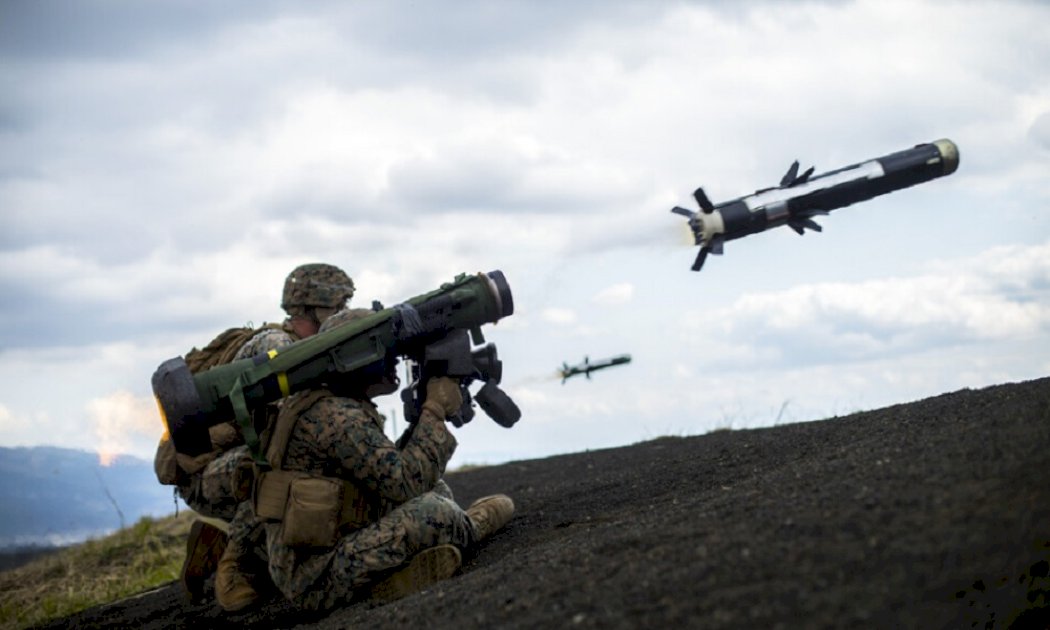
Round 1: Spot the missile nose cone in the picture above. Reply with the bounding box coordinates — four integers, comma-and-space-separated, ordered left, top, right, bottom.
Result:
933, 139, 960, 176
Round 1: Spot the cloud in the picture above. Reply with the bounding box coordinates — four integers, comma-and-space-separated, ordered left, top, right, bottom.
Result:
1030, 110, 1050, 152
687, 241, 1050, 367
2, 0, 1049, 467
541, 308, 577, 326
592, 283, 634, 306
0, 403, 60, 450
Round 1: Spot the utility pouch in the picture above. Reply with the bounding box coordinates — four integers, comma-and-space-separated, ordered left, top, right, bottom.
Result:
255, 469, 344, 548
281, 476, 343, 548
253, 468, 379, 548
253, 469, 305, 521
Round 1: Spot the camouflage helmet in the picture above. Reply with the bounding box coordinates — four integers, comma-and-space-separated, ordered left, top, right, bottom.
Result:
281, 263, 355, 313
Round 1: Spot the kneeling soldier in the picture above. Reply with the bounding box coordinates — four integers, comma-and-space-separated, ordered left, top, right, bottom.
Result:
242, 309, 514, 611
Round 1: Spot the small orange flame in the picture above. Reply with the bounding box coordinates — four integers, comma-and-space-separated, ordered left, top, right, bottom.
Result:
88, 391, 163, 468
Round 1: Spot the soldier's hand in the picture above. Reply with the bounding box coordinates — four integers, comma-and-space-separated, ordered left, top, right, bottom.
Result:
424, 376, 463, 418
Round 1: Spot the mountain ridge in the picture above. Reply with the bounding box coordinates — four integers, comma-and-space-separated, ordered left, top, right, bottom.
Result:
0, 446, 179, 549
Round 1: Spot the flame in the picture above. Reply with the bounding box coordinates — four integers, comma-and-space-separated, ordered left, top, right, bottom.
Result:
87, 391, 164, 467
98, 449, 120, 467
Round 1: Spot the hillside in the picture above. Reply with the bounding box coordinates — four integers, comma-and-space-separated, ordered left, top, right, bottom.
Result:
33, 376, 1050, 629
0, 447, 178, 550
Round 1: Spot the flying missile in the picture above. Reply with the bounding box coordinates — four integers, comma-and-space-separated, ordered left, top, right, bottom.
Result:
671, 139, 960, 271
559, 354, 632, 384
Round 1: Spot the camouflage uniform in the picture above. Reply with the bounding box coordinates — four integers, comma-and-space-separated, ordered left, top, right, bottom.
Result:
163, 262, 357, 607
261, 393, 479, 610
232, 325, 298, 362
174, 326, 298, 520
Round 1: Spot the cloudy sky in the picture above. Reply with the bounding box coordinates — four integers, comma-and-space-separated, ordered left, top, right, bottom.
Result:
1, 0, 1048, 472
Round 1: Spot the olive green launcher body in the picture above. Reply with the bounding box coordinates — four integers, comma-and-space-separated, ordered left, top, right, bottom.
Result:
153, 271, 514, 458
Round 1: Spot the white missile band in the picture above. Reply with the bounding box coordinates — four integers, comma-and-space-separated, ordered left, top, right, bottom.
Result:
743, 160, 886, 212
699, 210, 726, 245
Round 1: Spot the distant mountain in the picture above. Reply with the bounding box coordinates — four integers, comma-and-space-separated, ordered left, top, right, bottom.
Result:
0, 446, 182, 548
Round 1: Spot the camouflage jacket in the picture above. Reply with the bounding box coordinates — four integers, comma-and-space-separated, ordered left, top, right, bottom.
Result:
233, 325, 297, 360
264, 393, 457, 601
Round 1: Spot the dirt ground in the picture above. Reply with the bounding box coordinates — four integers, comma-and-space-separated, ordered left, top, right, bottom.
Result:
36, 376, 1050, 629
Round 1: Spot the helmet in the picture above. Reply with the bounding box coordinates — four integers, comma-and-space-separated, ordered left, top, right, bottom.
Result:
281, 263, 355, 313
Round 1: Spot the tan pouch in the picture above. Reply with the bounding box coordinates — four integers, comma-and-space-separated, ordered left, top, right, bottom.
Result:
175, 449, 217, 476
280, 476, 343, 548
153, 436, 179, 485
208, 422, 242, 450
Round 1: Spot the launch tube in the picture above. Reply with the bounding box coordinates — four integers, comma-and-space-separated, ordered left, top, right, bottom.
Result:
153, 270, 514, 456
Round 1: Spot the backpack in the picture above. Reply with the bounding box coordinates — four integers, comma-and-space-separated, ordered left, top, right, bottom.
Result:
184, 323, 288, 374
154, 322, 294, 485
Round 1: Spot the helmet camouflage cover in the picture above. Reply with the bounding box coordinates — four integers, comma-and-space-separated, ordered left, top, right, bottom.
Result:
281, 263, 355, 312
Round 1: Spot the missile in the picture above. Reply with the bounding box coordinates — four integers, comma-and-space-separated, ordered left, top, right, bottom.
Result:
559, 354, 632, 384
671, 139, 960, 271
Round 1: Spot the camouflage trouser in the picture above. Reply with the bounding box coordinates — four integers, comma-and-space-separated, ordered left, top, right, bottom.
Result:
177, 445, 252, 521
431, 478, 454, 501
296, 487, 477, 610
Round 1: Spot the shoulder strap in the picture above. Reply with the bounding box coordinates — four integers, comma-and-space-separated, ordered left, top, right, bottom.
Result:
252, 389, 384, 529
264, 388, 333, 469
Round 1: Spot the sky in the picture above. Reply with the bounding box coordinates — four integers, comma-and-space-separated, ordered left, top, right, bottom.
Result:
1, 0, 1048, 472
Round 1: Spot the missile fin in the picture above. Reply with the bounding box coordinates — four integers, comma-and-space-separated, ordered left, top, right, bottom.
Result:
693, 187, 715, 213
796, 166, 815, 184
671, 206, 694, 218
690, 247, 709, 271
789, 218, 823, 233
780, 161, 800, 187
708, 235, 725, 255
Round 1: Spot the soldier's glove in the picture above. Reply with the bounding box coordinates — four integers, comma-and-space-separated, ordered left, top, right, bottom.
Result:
422, 376, 464, 420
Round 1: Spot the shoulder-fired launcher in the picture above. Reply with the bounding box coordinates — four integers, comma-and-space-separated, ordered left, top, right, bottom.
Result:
152, 271, 518, 461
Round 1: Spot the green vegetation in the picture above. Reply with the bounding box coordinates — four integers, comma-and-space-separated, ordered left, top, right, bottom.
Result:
0, 511, 193, 630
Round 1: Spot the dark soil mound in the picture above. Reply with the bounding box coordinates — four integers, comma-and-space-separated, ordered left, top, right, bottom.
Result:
36, 376, 1050, 629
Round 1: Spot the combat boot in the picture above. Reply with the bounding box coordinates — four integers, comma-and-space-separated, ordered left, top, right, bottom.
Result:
215, 539, 260, 612
466, 494, 515, 541
180, 519, 228, 603
369, 544, 462, 603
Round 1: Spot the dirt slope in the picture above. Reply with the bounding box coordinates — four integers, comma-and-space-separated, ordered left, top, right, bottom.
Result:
37, 376, 1050, 629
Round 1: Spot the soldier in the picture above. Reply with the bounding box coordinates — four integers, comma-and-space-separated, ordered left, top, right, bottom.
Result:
169, 263, 356, 602
223, 308, 514, 611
